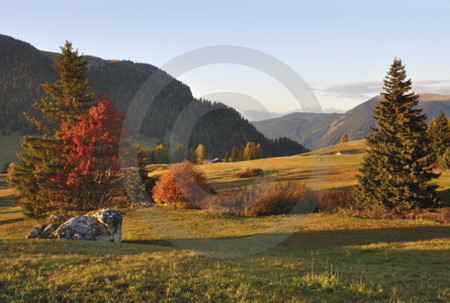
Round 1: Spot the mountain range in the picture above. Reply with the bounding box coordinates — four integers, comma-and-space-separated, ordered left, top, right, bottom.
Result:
0, 34, 306, 157
2, 33, 448, 155
252, 94, 450, 150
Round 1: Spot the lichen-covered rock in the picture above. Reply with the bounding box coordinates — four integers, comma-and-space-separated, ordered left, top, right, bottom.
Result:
26, 225, 45, 239
92, 209, 122, 242
39, 224, 59, 239
25, 209, 123, 242
55, 209, 122, 242
55, 216, 111, 241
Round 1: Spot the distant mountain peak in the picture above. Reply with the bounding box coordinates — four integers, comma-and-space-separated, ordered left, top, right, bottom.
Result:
253, 94, 450, 150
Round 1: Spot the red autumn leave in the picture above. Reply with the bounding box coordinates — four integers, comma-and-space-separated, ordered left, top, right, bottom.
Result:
54, 94, 128, 210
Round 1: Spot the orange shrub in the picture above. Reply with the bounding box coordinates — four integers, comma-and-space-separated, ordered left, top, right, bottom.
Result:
317, 190, 354, 213
152, 160, 212, 208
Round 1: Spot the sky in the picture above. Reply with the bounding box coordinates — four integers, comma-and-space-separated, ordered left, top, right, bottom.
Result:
2, 0, 450, 115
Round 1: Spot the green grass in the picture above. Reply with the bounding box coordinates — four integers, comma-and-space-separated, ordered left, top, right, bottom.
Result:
0, 207, 449, 302
0, 141, 449, 302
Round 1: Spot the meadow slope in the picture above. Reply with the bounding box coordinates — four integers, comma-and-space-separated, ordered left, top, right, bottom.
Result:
0, 140, 449, 302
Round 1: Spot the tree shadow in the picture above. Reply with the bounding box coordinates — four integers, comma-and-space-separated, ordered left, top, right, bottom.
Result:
122, 225, 450, 250
281, 225, 450, 248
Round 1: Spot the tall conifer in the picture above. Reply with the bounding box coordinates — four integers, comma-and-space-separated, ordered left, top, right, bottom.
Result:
8, 42, 94, 215
427, 110, 450, 158
355, 59, 439, 211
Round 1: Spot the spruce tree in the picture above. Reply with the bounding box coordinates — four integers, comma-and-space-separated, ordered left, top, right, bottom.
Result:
230, 146, 239, 162
427, 110, 450, 159
255, 143, 263, 159
355, 59, 440, 211
8, 42, 94, 215
440, 147, 450, 170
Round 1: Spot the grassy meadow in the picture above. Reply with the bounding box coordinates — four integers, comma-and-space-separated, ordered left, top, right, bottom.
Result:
0, 140, 449, 302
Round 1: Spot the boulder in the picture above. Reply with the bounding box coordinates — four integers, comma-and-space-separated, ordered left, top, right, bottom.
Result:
39, 223, 59, 239
26, 225, 45, 239
91, 209, 123, 242
55, 216, 112, 241
55, 209, 122, 242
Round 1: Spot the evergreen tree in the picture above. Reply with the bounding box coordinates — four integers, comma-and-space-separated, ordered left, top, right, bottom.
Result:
237, 145, 244, 161
355, 59, 440, 211
8, 42, 94, 215
230, 146, 239, 162
440, 147, 450, 170
255, 143, 263, 159
136, 144, 151, 168
340, 133, 349, 143
427, 110, 450, 159
194, 144, 206, 164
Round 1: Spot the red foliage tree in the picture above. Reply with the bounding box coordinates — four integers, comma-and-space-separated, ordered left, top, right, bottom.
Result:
56, 95, 126, 210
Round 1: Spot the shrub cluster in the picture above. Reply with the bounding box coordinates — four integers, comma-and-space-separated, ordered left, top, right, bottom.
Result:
200, 183, 317, 217
316, 190, 354, 213
150, 165, 449, 223
352, 204, 450, 223
402, 207, 450, 223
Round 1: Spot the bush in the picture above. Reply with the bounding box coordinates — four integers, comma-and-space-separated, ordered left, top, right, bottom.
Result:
402, 207, 450, 223
352, 203, 397, 219
244, 183, 316, 216
152, 160, 212, 208
200, 183, 317, 217
316, 190, 354, 213
235, 168, 264, 178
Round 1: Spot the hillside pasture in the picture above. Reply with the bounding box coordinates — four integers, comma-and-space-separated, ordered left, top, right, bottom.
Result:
0, 140, 449, 302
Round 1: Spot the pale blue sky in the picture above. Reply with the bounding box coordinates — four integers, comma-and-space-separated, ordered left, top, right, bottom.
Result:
2, 0, 450, 113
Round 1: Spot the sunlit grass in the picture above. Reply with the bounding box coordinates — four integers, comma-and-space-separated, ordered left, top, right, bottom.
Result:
147, 140, 450, 196
0, 140, 449, 301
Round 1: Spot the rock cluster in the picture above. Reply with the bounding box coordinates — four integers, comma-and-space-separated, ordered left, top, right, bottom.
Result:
26, 209, 122, 242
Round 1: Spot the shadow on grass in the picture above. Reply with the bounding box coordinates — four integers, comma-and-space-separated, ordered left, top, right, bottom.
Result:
281, 225, 450, 248
2, 225, 448, 258
122, 225, 450, 250
0, 218, 25, 225
0, 197, 14, 208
